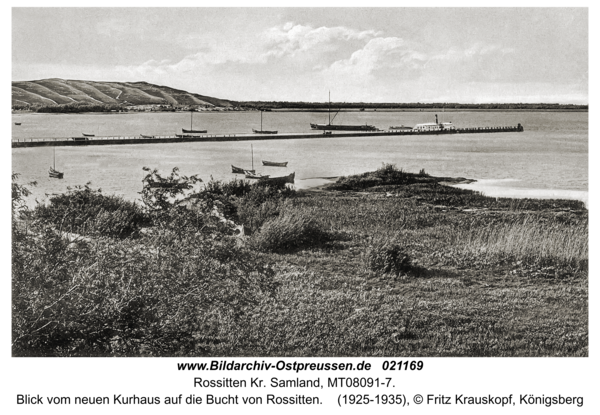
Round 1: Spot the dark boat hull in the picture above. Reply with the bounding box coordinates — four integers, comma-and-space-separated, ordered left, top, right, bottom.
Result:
245, 173, 269, 179
262, 161, 288, 167
49, 167, 63, 179
257, 172, 295, 186
253, 129, 278, 134
310, 123, 378, 131
182, 129, 207, 133
232, 165, 255, 174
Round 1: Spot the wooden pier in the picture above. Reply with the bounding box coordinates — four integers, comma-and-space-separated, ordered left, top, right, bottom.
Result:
11, 125, 524, 148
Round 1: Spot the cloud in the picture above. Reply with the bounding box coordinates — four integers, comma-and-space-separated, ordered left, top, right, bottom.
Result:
263, 22, 380, 59
322, 36, 426, 81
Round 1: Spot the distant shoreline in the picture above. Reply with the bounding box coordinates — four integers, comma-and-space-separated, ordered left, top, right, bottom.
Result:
12, 108, 588, 115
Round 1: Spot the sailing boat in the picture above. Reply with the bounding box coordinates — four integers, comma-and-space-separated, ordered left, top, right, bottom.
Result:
310, 92, 378, 131
49, 147, 64, 179
182, 109, 207, 133
252, 110, 278, 134
231, 144, 256, 174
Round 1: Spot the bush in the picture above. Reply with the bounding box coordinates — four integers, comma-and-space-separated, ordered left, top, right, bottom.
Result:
32, 185, 149, 239
12, 226, 277, 356
250, 212, 330, 252
231, 185, 297, 233
364, 238, 412, 275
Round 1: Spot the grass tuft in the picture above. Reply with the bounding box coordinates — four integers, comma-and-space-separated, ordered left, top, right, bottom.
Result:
364, 237, 413, 275
250, 212, 330, 253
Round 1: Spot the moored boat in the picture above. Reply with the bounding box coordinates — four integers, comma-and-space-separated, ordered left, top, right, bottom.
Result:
262, 160, 288, 167
245, 172, 270, 179
182, 128, 207, 133
389, 125, 413, 130
49, 147, 63, 178
257, 172, 295, 186
310, 92, 378, 131
82, 133, 95, 137
49, 167, 63, 179
253, 110, 278, 134
252, 129, 278, 134
310, 123, 378, 131
232, 165, 255, 174
413, 115, 456, 132
14, 122, 21, 125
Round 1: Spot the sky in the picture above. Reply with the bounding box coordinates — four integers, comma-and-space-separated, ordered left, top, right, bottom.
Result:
11, 7, 588, 104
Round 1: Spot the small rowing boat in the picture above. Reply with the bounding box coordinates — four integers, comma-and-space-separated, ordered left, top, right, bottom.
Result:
262, 160, 288, 167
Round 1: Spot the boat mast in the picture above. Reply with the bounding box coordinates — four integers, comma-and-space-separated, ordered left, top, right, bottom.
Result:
261, 110, 263, 131
53, 146, 56, 170
190, 109, 193, 130
328, 91, 331, 125
251, 144, 254, 171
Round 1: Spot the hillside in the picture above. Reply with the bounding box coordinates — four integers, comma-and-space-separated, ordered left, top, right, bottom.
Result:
12, 79, 235, 108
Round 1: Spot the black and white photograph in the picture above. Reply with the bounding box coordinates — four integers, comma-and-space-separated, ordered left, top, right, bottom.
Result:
7, 4, 594, 413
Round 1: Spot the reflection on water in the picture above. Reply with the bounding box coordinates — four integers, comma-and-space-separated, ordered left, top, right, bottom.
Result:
12, 110, 588, 206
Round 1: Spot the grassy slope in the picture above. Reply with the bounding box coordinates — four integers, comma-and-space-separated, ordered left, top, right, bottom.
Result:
239, 192, 587, 356
228, 167, 587, 356
11, 79, 235, 107
12, 166, 587, 357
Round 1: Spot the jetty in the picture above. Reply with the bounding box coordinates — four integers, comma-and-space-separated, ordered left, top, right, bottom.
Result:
11, 124, 524, 148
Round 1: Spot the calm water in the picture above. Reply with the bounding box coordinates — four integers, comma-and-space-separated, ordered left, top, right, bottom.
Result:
12, 110, 588, 206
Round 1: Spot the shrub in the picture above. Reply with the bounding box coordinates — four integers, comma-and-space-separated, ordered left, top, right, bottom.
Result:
364, 238, 412, 275
140, 167, 202, 211
32, 185, 149, 239
232, 185, 297, 232
250, 212, 330, 252
203, 177, 252, 198
12, 226, 277, 356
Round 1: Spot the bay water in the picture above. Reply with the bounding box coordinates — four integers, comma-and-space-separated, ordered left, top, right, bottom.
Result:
11, 110, 588, 206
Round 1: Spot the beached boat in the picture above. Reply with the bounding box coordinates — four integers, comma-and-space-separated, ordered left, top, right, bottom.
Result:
140, 134, 155, 138
82, 133, 95, 137
49, 147, 63, 179
257, 172, 295, 186
262, 160, 288, 167
310, 92, 378, 131
252, 110, 278, 134
245, 172, 270, 179
182, 128, 207, 134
